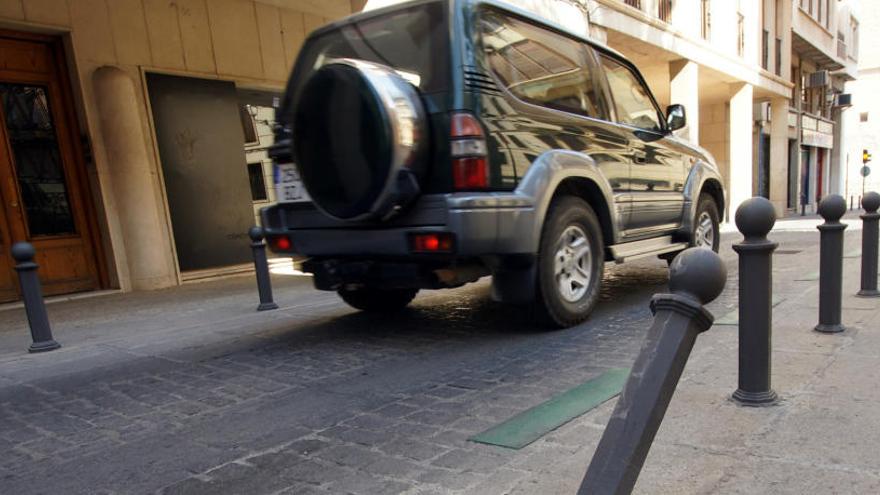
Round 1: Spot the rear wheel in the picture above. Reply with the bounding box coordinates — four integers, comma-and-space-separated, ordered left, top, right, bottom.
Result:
534, 197, 604, 328
338, 288, 419, 312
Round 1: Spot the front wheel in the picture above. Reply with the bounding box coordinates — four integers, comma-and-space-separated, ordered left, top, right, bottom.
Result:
338, 288, 419, 312
692, 194, 720, 252
533, 197, 604, 328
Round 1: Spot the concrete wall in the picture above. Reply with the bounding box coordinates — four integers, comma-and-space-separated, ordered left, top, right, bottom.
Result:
0, 0, 357, 291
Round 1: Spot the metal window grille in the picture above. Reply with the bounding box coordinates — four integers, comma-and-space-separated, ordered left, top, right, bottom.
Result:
624, 0, 641, 9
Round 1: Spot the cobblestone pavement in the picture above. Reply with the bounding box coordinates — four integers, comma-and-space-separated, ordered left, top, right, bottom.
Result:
0, 215, 865, 494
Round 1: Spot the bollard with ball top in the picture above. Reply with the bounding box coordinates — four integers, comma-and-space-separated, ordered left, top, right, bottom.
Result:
11, 242, 61, 353
249, 226, 279, 311
731, 197, 778, 406
857, 192, 880, 297
578, 248, 727, 495
815, 195, 847, 333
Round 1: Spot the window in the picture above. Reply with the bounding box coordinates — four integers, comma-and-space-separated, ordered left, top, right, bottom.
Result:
737, 12, 745, 57
701, 0, 711, 40
288, 1, 449, 110
775, 38, 782, 76
247, 162, 268, 201
861, 112, 869, 123
480, 10, 604, 118
852, 17, 859, 59
599, 55, 662, 131
658, 0, 672, 23
762, 30, 769, 70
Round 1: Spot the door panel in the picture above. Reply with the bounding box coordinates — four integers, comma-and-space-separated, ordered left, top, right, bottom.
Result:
0, 35, 100, 301
625, 131, 686, 230
597, 54, 685, 233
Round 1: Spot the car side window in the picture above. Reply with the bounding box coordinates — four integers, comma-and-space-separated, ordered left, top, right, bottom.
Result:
478, 10, 603, 119
599, 55, 663, 132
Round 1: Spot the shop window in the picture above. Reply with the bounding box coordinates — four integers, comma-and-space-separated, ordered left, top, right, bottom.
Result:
247, 162, 267, 201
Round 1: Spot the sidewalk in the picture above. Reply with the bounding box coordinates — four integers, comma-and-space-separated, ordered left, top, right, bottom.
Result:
533, 213, 880, 494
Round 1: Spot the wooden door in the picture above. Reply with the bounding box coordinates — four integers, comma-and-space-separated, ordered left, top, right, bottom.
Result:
0, 33, 102, 302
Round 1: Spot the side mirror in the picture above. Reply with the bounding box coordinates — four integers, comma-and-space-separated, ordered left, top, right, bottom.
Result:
666, 104, 686, 132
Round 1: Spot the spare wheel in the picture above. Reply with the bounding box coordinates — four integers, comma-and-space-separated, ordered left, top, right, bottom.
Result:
292, 59, 427, 222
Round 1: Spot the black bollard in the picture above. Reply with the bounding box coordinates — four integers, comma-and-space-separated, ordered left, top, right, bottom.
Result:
578, 248, 726, 495
857, 192, 880, 297
249, 226, 279, 311
731, 197, 778, 406
815, 195, 847, 333
11, 242, 61, 353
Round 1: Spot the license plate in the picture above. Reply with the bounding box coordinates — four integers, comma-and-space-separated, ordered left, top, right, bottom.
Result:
273, 163, 311, 203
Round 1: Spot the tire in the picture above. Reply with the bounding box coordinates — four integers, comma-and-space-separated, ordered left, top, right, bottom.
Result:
291, 60, 426, 222
338, 288, 419, 312
692, 194, 721, 252
533, 197, 604, 328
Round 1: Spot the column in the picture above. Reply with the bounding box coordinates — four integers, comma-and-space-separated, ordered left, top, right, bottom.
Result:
669, 60, 699, 143
769, 97, 789, 216
728, 83, 754, 217
92, 66, 178, 290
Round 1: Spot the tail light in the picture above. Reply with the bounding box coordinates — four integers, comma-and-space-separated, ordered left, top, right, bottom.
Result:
410, 233, 455, 253
268, 235, 292, 251
450, 112, 489, 190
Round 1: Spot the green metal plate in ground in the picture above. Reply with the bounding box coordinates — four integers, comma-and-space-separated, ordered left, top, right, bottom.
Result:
469, 368, 629, 450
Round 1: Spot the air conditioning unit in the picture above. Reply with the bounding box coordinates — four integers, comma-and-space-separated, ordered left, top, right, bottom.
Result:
753, 101, 771, 122
804, 70, 829, 88
835, 93, 853, 107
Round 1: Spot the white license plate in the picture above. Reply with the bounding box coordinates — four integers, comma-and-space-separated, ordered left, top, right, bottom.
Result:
273, 163, 311, 203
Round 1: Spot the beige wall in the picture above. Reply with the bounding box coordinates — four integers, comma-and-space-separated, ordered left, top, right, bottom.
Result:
0, 0, 357, 291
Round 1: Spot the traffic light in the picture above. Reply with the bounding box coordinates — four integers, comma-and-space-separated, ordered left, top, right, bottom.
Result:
864, 149, 873, 164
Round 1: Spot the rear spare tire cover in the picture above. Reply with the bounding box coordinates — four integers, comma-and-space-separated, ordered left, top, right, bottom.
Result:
292, 59, 427, 221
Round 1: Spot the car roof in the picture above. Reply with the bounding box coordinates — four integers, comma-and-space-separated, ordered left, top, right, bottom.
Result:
312, 0, 628, 62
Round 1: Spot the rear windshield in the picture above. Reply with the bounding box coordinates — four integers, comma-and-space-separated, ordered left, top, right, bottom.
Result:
281, 1, 449, 122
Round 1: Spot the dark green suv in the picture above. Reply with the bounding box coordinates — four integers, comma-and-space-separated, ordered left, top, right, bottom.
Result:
262, 0, 725, 327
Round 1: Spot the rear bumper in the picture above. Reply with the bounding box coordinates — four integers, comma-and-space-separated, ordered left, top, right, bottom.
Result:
260, 193, 536, 258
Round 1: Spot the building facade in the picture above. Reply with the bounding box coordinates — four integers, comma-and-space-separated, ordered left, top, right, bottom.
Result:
575, 0, 859, 219
0, 0, 366, 303
844, 0, 879, 201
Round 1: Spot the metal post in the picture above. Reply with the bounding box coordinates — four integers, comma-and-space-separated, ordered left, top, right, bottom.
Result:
578, 248, 726, 495
249, 226, 279, 311
11, 242, 61, 353
731, 197, 779, 406
858, 192, 880, 297
815, 194, 847, 333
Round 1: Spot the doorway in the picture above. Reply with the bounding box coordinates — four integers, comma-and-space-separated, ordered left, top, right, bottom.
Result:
0, 32, 102, 303
147, 73, 257, 273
